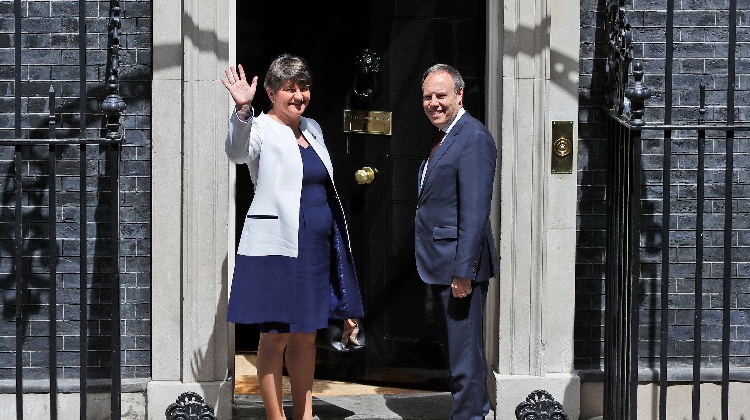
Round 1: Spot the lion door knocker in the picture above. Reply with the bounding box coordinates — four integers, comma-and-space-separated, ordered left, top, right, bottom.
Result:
352, 49, 381, 105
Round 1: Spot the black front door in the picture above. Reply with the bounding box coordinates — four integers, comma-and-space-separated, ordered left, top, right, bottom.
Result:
235, 0, 486, 390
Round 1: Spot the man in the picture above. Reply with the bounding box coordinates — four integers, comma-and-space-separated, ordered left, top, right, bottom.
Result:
415, 64, 498, 419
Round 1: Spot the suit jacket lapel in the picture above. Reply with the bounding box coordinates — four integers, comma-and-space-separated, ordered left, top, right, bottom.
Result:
418, 115, 468, 199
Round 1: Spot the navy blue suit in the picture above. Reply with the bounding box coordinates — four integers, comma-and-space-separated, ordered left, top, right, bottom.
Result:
415, 111, 498, 419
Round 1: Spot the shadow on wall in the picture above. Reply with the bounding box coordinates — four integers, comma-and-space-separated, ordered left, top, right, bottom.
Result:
0, 61, 151, 386
574, 0, 611, 374
189, 255, 230, 387
153, 11, 229, 73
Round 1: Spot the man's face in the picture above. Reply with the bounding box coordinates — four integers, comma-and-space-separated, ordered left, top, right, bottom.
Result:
422, 71, 464, 130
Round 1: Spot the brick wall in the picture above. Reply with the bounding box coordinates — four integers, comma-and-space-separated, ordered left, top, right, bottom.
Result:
577, 0, 750, 373
576, 0, 609, 371
117, 0, 151, 382
0, 0, 151, 384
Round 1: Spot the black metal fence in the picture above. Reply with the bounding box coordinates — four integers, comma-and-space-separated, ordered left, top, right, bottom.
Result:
2, 1, 125, 419
603, 0, 750, 418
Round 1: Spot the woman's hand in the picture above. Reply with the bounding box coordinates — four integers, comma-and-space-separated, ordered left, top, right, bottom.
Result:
221, 64, 258, 113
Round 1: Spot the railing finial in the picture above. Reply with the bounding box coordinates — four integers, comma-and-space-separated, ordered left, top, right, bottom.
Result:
625, 62, 652, 126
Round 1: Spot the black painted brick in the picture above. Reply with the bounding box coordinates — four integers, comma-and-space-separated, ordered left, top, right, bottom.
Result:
578, 0, 750, 371
0, 0, 152, 381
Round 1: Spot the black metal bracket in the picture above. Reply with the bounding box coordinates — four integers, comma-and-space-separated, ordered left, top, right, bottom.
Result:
515, 389, 569, 420
605, 0, 652, 126
165, 392, 216, 420
605, 0, 633, 115
101, 0, 126, 140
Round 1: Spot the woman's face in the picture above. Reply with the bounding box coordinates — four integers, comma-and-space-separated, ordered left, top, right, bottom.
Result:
268, 80, 310, 121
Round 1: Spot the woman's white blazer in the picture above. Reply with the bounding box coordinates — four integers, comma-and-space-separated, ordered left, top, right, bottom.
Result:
225, 111, 337, 258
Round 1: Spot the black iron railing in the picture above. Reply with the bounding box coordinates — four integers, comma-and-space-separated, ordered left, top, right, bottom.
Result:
605, 98, 750, 420
604, 1, 748, 419
3, 1, 125, 419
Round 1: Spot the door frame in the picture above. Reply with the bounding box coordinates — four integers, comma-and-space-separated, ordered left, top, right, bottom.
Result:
224, 0, 505, 389
484, 0, 503, 405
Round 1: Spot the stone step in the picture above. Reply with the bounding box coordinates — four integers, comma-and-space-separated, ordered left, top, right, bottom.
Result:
233, 393, 495, 419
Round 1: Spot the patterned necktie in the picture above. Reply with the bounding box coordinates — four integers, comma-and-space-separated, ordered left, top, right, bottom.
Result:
428, 130, 445, 161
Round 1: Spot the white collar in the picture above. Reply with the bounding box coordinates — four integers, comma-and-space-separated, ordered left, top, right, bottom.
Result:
442, 107, 465, 134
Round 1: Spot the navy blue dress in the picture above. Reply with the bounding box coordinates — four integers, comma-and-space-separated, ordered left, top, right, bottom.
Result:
259, 144, 333, 333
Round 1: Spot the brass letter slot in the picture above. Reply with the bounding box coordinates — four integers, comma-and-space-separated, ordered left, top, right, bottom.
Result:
551, 121, 574, 174
343, 110, 392, 136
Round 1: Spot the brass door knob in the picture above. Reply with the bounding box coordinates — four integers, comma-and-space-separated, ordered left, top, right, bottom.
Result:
355, 167, 378, 184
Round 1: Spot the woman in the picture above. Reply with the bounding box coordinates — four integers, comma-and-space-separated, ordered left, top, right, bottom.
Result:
221, 55, 364, 420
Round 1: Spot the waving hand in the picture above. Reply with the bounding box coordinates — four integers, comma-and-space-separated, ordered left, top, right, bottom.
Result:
221, 64, 258, 111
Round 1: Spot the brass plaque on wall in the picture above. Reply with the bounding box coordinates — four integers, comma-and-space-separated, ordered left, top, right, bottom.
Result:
551, 120, 574, 174
343, 110, 392, 135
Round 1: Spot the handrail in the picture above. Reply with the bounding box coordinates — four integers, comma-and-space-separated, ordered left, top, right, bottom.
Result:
0, 138, 123, 146
603, 108, 750, 131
